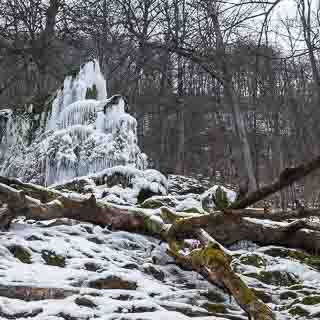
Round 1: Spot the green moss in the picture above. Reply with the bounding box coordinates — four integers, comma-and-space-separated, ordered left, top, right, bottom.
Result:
240, 254, 266, 268
301, 295, 320, 305
85, 84, 98, 99
42, 250, 66, 267
160, 207, 182, 223
182, 207, 202, 214
289, 284, 305, 291
189, 243, 230, 270
288, 306, 310, 317
214, 187, 229, 209
247, 270, 299, 286
264, 247, 320, 271
8, 245, 32, 264
141, 199, 166, 209
203, 302, 227, 314
280, 291, 298, 300
143, 214, 163, 236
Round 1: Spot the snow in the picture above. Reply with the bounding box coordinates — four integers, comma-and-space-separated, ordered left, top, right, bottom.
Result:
0, 220, 237, 320
176, 197, 204, 213
55, 165, 168, 205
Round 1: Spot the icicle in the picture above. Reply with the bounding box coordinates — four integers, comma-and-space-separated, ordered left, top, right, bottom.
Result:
58, 100, 102, 129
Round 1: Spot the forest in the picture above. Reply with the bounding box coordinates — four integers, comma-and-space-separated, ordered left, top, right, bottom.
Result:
1, 1, 320, 320
2, 0, 320, 207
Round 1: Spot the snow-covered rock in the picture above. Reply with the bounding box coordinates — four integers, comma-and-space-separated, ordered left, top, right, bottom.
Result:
168, 175, 212, 195
53, 166, 168, 204
201, 185, 237, 211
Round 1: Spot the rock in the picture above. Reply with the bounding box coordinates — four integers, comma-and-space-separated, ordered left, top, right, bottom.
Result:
168, 174, 210, 195
53, 178, 95, 194
75, 296, 97, 308
247, 270, 299, 287
301, 295, 320, 305
84, 262, 100, 272
137, 187, 159, 203
263, 247, 320, 271
88, 275, 138, 290
279, 291, 298, 300
175, 197, 204, 214
201, 185, 237, 211
143, 263, 165, 281
288, 305, 310, 317
239, 253, 266, 268
200, 290, 225, 303
141, 196, 177, 209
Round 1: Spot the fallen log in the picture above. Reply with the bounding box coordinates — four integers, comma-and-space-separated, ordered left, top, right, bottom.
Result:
207, 216, 320, 253
224, 207, 320, 221
231, 155, 320, 209
0, 181, 275, 320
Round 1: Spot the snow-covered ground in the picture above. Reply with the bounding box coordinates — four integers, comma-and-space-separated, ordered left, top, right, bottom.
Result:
1, 178, 320, 320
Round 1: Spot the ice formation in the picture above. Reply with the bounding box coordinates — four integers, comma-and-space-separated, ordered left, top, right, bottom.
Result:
0, 59, 148, 186
47, 59, 107, 130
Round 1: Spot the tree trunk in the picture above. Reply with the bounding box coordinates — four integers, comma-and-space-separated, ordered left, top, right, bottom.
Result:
209, 0, 257, 193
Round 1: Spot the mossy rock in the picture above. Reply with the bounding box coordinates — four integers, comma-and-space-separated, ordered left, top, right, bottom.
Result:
200, 290, 225, 303
182, 207, 203, 214
240, 253, 266, 268
264, 247, 320, 271
214, 187, 230, 209
144, 196, 177, 209
280, 291, 298, 300
53, 178, 95, 194
137, 188, 159, 203
288, 306, 310, 317
247, 270, 299, 286
289, 284, 305, 291
202, 302, 227, 314
143, 264, 165, 281
8, 245, 32, 264
301, 295, 320, 305
42, 250, 66, 267
85, 84, 98, 99
141, 198, 168, 209
252, 288, 272, 303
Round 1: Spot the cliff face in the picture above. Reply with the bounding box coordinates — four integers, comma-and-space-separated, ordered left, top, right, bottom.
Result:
0, 60, 148, 186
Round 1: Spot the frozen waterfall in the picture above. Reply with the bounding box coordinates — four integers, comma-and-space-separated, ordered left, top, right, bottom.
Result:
0, 60, 148, 186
